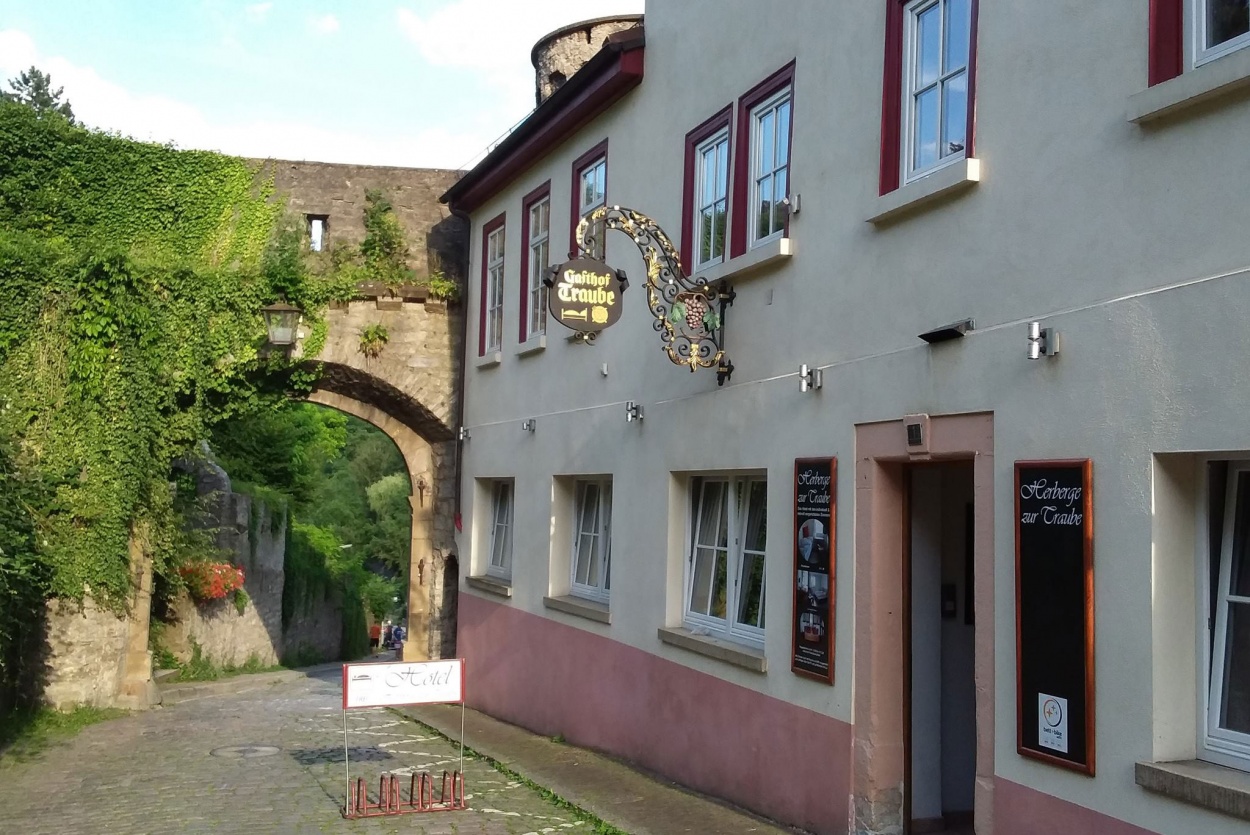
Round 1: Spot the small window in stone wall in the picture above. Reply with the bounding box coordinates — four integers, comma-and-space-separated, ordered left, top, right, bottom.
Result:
307, 215, 329, 252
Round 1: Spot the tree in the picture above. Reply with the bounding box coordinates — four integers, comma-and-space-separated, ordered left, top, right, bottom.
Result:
2, 66, 75, 123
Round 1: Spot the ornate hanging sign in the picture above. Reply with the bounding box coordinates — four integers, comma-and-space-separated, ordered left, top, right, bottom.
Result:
562, 206, 734, 384
546, 258, 626, 339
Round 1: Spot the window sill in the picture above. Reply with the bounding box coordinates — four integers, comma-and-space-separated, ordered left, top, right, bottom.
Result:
692, 237, 793, 285
516, 334, 546, 357
868, 157, 981, 225
542, 595, 610, 624
474, 351, 502, 369
1135, 759, 1250, 822
465, 575, 512, 598
656, 626, 767, 673
1129, 46, 1250, 124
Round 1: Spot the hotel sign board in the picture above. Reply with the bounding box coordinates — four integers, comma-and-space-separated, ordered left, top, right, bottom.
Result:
1015, 460, 1095, 775
792, 457, 836, 684
547, 258, 624, 335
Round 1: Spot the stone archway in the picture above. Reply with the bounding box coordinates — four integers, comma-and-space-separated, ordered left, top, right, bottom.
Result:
298, 296, 462, 662
305, 388, 455, 660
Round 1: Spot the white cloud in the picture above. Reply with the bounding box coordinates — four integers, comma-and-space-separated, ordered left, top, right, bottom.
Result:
309, 14, 340, 35
0, 29, 481, 168
395, 0, 644, 120
245, 3, 273, 23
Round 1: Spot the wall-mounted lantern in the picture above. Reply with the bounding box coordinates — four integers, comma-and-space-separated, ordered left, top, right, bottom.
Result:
261, 301, 301, 347
1026, 321, 1059, 360
799, 363, 823, 393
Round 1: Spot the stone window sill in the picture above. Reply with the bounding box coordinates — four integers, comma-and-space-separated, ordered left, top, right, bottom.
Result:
691, 237, 792, 286
474, 351, 502, 369
1135, 759, 1250, 822
465, 575, 512, 598
656, 626, 767, 673
868, 157, 981, 225
516, 334, 546, 357
542, 595, 610, 624
1129, 47, 1250, 124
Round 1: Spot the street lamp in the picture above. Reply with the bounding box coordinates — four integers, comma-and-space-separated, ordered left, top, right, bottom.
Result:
261, 301, 301, 347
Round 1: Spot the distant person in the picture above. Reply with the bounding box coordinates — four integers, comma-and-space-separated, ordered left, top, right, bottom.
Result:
382, 623, 393, 647
393, 625, 405, 648
369, 622, 381, 651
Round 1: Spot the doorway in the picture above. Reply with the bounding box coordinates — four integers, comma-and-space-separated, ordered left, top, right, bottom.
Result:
906, 463, 976, 835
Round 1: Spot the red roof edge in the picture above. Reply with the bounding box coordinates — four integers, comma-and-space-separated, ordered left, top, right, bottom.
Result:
441, 28, 645, 213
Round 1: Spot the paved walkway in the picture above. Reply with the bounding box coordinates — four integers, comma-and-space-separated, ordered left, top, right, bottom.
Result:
0, 660, 798, 835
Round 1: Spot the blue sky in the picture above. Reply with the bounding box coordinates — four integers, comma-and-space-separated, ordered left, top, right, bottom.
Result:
0, 0, 643, 169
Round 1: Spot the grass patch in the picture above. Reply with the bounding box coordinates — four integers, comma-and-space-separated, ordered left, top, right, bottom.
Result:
389, 710, 629, 835
165, 643, 284, 683
0, 705, 127, 764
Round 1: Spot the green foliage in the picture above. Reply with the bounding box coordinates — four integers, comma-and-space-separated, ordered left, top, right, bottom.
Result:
282, 520, 335, 631
0, 704, 126, 763
366, 472, 415, 574
280, 642, 325, 668
170, 642, 279, 682
232, 587, 250, 615
211, 403, 347, 506
426, 270, 461, 302
359, 190, 412, 289
0, 434, 50, 716
358, 323, 389, 358
359, 571, 401, 622
2, 66, 74, 124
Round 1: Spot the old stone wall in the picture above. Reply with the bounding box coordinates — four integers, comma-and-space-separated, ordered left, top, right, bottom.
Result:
162, 493, 287, 668
261, 160, 466, 282
282, 590, 343, 666
532, 16, 643, 104
41, 598, 131, 709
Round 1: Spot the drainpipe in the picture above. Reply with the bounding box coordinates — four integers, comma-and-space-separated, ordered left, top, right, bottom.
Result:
448, 203, 472, 532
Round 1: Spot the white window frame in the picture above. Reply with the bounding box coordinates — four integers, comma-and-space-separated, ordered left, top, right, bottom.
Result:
570, 479, 612, 603
485, 224, 505, 353
684, 475, 767, 648
901, 0, 972, 184
693, 128, 730, 270
1200, 459, 1250, 769
1193, 0, 1250, 68
578, 157, 607, 260
307, 215, 327, 252
526, 196, 549, 339
748, 89, 791, 248
487, 480, 513, 580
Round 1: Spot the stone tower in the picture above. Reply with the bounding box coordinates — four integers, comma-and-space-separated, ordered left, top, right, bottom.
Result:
531, 14, 644, 105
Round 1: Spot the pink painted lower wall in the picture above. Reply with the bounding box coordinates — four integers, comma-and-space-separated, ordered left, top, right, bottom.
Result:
994, 778, 1159, 835
459, 592, 851, 834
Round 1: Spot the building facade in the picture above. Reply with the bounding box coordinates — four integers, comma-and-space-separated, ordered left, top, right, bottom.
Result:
442, 2, 1250, 833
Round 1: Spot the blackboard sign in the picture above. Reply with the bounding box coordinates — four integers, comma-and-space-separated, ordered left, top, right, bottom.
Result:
1015, 460, 1095, 775
792, 458, 836, 684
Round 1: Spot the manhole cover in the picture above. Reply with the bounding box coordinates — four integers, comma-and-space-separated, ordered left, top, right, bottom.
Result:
210, 745, 281, 759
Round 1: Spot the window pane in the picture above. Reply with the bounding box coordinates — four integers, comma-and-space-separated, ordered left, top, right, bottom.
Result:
914, 87, 939, 170
776, 100, 791, 167
696, 482, 724, 546
771, 174, 788, 235
941, 71, 968, 157
690, 549, 716, 615
756, 174, 773, 240
744, 481, 767, 553
1209, 0, 1250, 48
710, 199, 726, 260
717, 140, 729, 193
1218, 602, 1250, 734
917, 4, 941, 86
758, 109, 775, 172
712, 548, 727, 618
736, 552, 766, 628
701, 146, 718, 205
944, 0, 970, 71
699, 206, 714, 264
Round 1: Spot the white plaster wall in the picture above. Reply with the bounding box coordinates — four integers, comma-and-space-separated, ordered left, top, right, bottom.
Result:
456, 2, 1250, 832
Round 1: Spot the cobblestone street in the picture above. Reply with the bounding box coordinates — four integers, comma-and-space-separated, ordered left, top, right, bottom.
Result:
0, 666, 588, 835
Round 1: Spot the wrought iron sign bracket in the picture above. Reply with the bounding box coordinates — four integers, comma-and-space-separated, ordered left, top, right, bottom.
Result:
569, 206, 734, 384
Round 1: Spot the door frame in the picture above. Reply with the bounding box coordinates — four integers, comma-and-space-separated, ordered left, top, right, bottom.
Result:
851, 413, 995, 835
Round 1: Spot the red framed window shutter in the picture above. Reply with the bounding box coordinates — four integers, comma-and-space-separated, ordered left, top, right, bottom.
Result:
681, 105, 733, 273
478, 212, 505, 357
1149, 0, 1183, 86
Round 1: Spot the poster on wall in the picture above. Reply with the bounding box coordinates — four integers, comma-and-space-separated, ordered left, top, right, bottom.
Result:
1015, 460, 1095, 775
792, 458, 836, 684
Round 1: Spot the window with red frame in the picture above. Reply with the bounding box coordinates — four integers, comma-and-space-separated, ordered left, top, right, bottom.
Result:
730, 62, 795, 259
1149, 0, 1250, 86
879, 0, 978, 195
478, 213, 505, 357
570, 141, 608, 260
519, 182, 550, 344
681, 106, 732, 273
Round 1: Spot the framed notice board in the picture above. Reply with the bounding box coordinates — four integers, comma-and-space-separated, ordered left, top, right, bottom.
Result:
792, 458, 836, 684
1015, 459, 1095, 775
